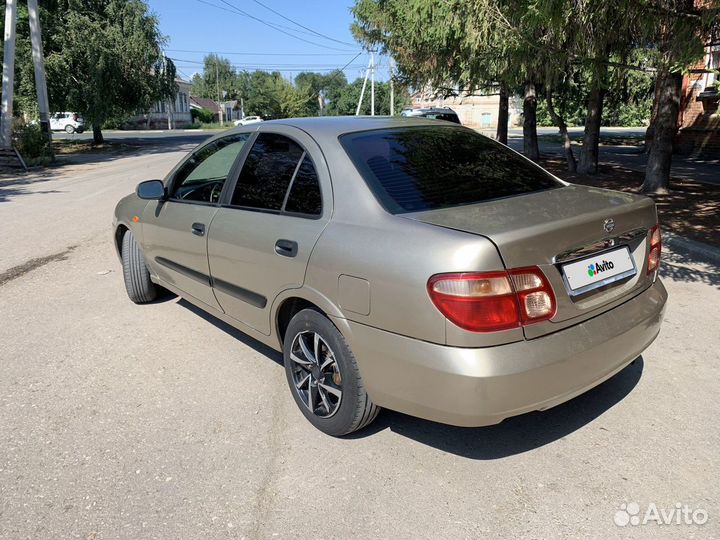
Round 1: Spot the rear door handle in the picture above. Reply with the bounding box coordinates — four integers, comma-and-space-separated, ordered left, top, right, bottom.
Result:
191, 222, 205, 236
275, 239, 298, 257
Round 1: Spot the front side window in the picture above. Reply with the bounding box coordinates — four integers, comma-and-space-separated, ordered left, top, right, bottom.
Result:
340, 126, 560, 214
230, 133, 304, 211
170, 134, 249, 203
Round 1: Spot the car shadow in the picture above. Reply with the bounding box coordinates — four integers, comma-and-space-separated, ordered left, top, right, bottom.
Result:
351, 357, 644, 459
176, 298, 283, 365
173, 295, 642, 458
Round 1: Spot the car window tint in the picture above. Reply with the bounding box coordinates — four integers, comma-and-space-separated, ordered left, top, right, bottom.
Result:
231, 133, 304, 211
284, 155, 322, 216
171, 134, 248, 203
340, 126, 560, 214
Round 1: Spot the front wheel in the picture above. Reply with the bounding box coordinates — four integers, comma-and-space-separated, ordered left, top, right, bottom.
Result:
121, 230, 157, 304
283, 309, 380, 436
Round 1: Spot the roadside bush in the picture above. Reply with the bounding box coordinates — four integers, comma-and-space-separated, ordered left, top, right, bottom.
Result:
191, 107, 215, 124
12, 121, 54, 162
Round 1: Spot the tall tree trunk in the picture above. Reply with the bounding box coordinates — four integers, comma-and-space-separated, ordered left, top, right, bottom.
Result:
92, 124, 104, 145
546, 86, 577, 173
496, 81, 509, 145
578, 84, 606, 174
644, 76, 662, 151
523, 82, 539, 161
642, 69, 682, 194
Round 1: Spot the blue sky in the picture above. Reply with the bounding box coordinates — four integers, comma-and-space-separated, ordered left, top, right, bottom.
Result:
146, 0, 388, 83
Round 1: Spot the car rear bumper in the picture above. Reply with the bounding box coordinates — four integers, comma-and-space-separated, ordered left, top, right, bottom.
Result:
339, 278, 667, 427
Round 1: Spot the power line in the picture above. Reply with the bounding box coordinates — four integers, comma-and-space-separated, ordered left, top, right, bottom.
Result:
165, 48, 360, 57
194, 0, 360, 52
251, 0, 357, 47
173, 65, 366, 73
192, 0, 325, 39
168, 57, 364, 68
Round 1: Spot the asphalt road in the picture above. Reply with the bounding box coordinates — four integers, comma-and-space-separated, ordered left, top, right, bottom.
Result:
53, 129, 213, 148
1, 148, 719, 539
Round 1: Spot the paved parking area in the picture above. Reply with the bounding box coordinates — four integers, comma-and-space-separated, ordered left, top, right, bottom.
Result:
1, 150, 718, 539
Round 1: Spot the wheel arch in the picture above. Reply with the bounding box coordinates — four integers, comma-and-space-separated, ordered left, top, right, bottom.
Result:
272, 287, 348, 348
114, 223, 129, 260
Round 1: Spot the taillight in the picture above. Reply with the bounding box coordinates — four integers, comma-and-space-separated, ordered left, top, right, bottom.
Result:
427, 267, 556, 333
647, 224, 661, 274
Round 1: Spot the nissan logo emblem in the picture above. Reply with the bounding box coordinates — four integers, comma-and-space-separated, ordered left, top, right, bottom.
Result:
603, 218, 615, 233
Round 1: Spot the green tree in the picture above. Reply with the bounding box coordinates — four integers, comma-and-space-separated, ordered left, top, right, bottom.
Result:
295, 70, 352, 116
190, 53, 237, 100
351, 0, 545, 157
639, 1, 718, 193
5, 0, 178, 144
324, 77, 408, 116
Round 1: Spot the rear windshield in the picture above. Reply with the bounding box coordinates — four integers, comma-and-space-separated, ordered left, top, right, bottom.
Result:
340, 126, 560, 214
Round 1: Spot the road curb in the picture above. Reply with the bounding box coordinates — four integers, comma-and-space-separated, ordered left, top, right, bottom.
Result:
662, 230, 720, 265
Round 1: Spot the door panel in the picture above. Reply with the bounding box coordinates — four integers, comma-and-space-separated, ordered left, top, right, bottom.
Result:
139, 133, 251, 310
207, 129, 331, 335
207, 210, 326, 333
142, 202, 221, 309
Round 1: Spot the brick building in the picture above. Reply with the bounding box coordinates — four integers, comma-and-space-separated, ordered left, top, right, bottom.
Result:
677, 43, 719, 156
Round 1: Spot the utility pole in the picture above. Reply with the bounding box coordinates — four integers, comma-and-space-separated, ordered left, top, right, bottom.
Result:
370, 50, 375, 116
27, 0, 50, 141
389, 59, 395, 116
355, 55, 372, 116
0, 0, 18, 149
215, 60, 223, 126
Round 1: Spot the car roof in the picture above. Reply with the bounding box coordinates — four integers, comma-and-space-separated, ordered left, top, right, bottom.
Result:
249, 115, 446, 137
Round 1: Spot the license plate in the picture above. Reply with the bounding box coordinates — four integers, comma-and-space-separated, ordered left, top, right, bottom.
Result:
562, 246, 637, 296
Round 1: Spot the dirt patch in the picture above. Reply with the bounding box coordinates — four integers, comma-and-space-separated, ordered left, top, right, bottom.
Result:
0, 246, 76, 287
542, 158, 720, 249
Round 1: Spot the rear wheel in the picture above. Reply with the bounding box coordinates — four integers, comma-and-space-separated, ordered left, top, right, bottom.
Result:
283, 309, 380, 436
64, 124, 75, 134
121, 230, 157, 304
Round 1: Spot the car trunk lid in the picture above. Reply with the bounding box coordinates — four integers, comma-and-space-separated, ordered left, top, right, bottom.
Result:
405, 184, 658, 338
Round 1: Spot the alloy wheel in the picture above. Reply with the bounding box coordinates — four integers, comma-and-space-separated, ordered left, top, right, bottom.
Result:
289, 331, 343, 418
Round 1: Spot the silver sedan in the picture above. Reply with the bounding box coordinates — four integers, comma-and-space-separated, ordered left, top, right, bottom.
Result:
113, 117, 667, 436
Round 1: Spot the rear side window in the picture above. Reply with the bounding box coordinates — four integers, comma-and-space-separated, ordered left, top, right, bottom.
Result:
231, 133, 304, 210
284, 156, 322, 216
340, 127, 560, 214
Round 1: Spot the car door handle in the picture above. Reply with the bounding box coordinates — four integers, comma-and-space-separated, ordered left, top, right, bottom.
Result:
275, 239, 298, 257
191, 222, 205, 236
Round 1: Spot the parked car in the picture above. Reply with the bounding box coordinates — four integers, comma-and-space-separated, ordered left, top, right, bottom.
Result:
113, 117, 667, 436
50, 112, 85, 133
233, 115, 263, 127
400, 107, 461, 124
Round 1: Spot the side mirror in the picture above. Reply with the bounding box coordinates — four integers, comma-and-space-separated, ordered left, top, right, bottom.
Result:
136, 179, 166, 200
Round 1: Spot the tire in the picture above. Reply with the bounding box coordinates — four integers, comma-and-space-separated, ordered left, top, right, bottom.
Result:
64, 124, 75, 134
283, 309, 380, 436
121, 230, 157, 304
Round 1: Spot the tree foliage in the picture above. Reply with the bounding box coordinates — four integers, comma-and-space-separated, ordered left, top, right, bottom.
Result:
188, 53, 410, 119
1, 0, 177, 144
351, 0, 719, 189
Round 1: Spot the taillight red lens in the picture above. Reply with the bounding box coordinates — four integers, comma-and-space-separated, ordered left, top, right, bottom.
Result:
428, 267, 556, 333
647, 224, 662, 274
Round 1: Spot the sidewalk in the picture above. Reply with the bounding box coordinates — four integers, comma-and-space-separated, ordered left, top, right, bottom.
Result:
504, 133, 719, 187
